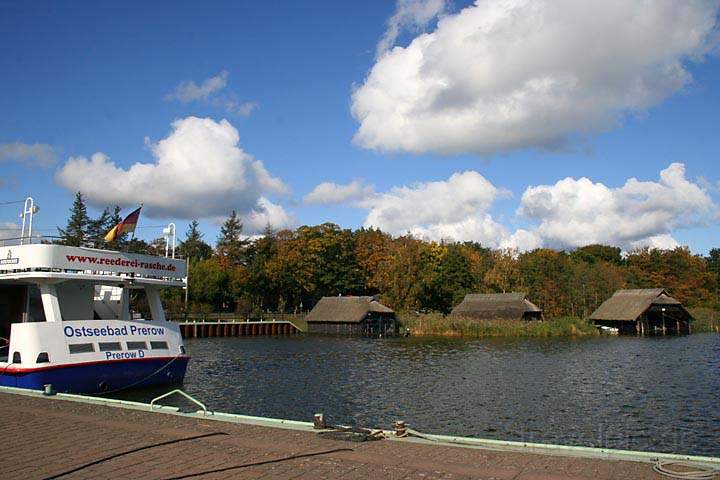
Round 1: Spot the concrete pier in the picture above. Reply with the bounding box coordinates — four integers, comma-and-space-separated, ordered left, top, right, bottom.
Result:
0, 389, 716, 479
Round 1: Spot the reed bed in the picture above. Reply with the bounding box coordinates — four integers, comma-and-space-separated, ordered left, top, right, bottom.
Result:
399, 313, 599, 338
688, 308, 720, 333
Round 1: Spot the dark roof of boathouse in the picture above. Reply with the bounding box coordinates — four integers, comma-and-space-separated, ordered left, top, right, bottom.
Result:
588, 288, 692, 322
451, 293, 543, 321
305, 296, 395, 324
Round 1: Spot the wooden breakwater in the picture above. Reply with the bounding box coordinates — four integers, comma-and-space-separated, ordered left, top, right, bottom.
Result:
178, 320, 301, 338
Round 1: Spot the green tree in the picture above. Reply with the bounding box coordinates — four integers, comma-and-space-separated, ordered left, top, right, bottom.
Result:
216, 210, 248, 266
105, 206, 129, 250
86, 207, 111, 248
188, 257, 230, 311
179, 220, 212, 261
571, 244, 623, 265
57, 192, 90, 246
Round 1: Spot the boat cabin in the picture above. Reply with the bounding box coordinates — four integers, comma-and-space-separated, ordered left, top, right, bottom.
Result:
0, 242, 189, 392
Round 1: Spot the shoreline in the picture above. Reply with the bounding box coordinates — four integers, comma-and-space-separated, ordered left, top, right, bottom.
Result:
397, 309, 720, 338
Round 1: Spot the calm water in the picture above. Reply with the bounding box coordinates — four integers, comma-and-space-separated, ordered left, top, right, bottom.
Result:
118, 334, 720, 456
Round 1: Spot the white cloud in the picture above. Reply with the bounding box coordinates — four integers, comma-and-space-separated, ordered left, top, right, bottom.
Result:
224, 100, 258, 117
360, 171, 513, 247
165, 72, 258, 117
304, 180, 374, 205
240, 197, 295, 234
353, 0, 719, 155
376, 0, 447, 59
165, 71, 229, 102
0, 142, 57, 167
55, 116, 288, 219
0, 222, 21, 245
319, 164, 716, 252
501, 229, 543, 252
518, 163, 716, 250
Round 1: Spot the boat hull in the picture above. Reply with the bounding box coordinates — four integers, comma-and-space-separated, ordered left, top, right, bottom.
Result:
0, 356, 189, 394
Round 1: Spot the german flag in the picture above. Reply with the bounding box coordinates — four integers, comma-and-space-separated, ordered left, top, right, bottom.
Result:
104, 205, 142, 242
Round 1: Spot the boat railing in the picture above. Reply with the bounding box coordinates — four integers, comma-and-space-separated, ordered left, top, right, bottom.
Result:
0, 234, 184, 260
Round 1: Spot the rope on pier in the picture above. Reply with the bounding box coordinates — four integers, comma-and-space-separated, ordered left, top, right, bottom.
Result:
653, 460, 719, 479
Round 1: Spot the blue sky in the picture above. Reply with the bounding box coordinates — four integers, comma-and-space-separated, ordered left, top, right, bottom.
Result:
1, 1, 719, 253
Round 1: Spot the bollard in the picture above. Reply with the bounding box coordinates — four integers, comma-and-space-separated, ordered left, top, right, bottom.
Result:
395, 420, 407, 437
43, 384, 55, 396
313, 413, 326, 429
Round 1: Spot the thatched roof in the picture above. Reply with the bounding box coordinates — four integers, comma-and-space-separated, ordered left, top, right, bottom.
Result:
305, 296, 394, 323
451, 293, 542, 321
589, 289, 689, 321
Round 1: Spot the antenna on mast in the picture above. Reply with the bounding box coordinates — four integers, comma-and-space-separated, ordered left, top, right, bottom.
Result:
19, 197, 39, 245
163, 223, 176, 258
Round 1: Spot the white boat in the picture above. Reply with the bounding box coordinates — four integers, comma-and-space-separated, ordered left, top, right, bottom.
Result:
0, 239, 189, 394
597, 325, 619, 335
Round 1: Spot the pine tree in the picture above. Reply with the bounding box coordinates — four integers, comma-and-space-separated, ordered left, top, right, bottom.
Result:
216, 210, 248, 266
105, 205, 129, 249
179, 220, 212, 261
57, 192, 90, 246
86, 207, 111, 248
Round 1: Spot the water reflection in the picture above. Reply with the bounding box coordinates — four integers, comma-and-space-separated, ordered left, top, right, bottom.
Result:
114, 333, 720, 456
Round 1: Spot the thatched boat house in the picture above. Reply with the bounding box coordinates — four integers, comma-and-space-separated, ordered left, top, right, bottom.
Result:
305, 296, 398, 336
451, 293, 543, 321
589, 288, 693, 335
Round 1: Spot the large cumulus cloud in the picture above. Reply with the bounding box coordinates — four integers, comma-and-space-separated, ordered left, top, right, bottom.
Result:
352, 0, 718, 155
307, 164, 716, 251
55, 117, 290, 231
518, 163, 716, 250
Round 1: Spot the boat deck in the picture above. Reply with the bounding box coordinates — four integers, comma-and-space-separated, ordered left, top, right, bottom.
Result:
0, 390, 694, 479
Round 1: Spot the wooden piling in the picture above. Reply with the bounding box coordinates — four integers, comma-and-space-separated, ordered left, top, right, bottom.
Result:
179, 320, 299, 338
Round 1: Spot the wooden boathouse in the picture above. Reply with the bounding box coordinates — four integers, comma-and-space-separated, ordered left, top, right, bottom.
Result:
451, 293, 543, 321
305, 296, 398, 336
589, 288, 693, 335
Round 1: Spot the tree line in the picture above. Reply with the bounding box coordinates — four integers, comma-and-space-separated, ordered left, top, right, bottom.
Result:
59, 193, 720, 318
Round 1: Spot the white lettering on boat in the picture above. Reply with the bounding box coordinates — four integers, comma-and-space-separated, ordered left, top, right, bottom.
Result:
105, 350, 146, 360
63, 325, 165, 337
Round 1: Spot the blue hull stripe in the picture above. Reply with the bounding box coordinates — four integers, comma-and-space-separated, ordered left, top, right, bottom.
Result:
0, 357, 189, 394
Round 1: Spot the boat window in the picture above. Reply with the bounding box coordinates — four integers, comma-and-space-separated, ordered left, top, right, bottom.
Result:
127, 341, 147, 350
12, 352, 21, 363
26, 286, 46, 322
98, 342, 123, 352
0, 286, 26, 340
68, 343, 94, 354
150, 341, 168, 350
36, 352, 49, 363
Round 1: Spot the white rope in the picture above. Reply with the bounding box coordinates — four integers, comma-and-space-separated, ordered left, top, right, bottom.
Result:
653, 460, 719, 479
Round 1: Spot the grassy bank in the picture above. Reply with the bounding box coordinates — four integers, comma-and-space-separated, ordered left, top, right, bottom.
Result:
689, 308, 720, 333
399, 313, 599, 338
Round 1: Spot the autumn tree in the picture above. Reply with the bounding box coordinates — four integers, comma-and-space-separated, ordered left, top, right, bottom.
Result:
484, 249, 522, 294
519, 249, 572, 317
708, 248, 720, 306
